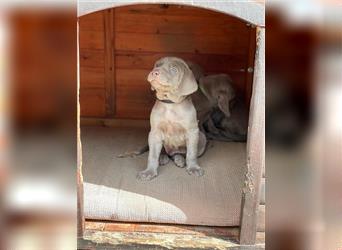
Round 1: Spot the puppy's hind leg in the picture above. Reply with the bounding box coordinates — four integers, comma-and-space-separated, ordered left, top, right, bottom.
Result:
172, 154, 186, 168
159, 154, 170, 166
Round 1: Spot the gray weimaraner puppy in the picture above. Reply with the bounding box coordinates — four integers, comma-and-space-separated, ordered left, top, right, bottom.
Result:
197, 74, 248, 142
136, 57, 207, 181
192, 74, 235, 123
187, 62, 248, 142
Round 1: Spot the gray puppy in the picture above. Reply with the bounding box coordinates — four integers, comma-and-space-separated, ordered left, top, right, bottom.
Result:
190, 69, 247, 142
137, 57, 207, 181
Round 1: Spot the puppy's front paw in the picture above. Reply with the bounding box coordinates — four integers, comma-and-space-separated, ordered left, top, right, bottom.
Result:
137, 169, 158, 181
186, 165, 204, 177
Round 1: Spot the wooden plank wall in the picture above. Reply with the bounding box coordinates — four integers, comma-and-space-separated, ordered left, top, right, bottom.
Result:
79, 4, 256, 119
79, 11, 106, 117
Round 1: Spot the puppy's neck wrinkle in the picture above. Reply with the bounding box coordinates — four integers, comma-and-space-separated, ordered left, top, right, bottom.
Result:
157, 98, 175, 104
156, 96, 189, 104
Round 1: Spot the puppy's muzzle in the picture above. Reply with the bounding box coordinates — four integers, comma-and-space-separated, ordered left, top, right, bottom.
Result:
148, 69, 161, 82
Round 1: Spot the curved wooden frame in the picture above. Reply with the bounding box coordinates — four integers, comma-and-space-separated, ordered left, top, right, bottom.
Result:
78, 0, 264, 26
77, 1, 265, 246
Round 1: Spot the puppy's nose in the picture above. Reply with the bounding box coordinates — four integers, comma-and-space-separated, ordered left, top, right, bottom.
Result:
151, 70, 160, 77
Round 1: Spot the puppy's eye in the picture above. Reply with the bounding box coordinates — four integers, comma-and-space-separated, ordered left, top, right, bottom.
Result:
170, 65, 178, 74
155, 62, 163, 67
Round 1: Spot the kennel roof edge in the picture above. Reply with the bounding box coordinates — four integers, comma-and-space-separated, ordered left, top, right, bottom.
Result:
77, 0, 265, 26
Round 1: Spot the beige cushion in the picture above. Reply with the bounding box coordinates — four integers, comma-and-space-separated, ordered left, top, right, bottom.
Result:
82, 126, 246, 226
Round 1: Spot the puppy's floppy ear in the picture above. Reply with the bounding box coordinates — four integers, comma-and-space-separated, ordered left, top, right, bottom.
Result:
217, 78, 235, 117
217, 94, 231, 117
176, 60, 198, 96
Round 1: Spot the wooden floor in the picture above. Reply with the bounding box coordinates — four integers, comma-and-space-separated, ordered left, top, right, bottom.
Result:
78, 220, 265, 249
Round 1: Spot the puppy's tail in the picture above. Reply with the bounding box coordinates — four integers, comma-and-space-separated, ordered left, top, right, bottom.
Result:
116, 145, 149, 158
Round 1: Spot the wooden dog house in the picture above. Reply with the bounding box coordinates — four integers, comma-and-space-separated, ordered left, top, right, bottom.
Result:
77, 1, 264, 247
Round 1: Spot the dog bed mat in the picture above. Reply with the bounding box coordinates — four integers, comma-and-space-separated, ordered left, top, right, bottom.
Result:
82, 125, 246, 226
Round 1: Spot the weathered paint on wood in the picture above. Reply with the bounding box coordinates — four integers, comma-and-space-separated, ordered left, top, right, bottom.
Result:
80, 221, 265, 249
239, 27, 265, 245
114, 4, 224, 17
245, 26, 257, 106
99, 221, 240, 237
259, 178, 265, 205
257, 204, 265, 232
77, 21, 85, 237
78, 1, 265, 27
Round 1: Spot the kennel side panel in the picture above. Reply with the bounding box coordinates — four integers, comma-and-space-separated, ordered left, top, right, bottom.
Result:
79, 11, 106, 118
239, 27, 265, 245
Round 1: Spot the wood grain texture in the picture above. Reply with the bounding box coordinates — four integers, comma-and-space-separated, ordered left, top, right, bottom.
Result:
80, 49, 104, 68
239, 27, 265, 245
81, 220, 265, 249
104, 9, 115, 116
79, 11, 106, 118
115, 33, 248, 55
257, 204, 265, 232
115, 13, 248, 36
115, 4, 222, 17
101, 221, 240, 238
77, 20, 84, 237
112, 4, 251, 119
79, 11, 104, 31
77, 166, 84, 237
245, 26, 257, 106
259, 177, 265, 205
115, 69, 155, 119
80, 67, 105, 89
115, 52, 246, 72
80, 88, 106, 117
79, 4, 255, 120
79, 30, 104, 50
